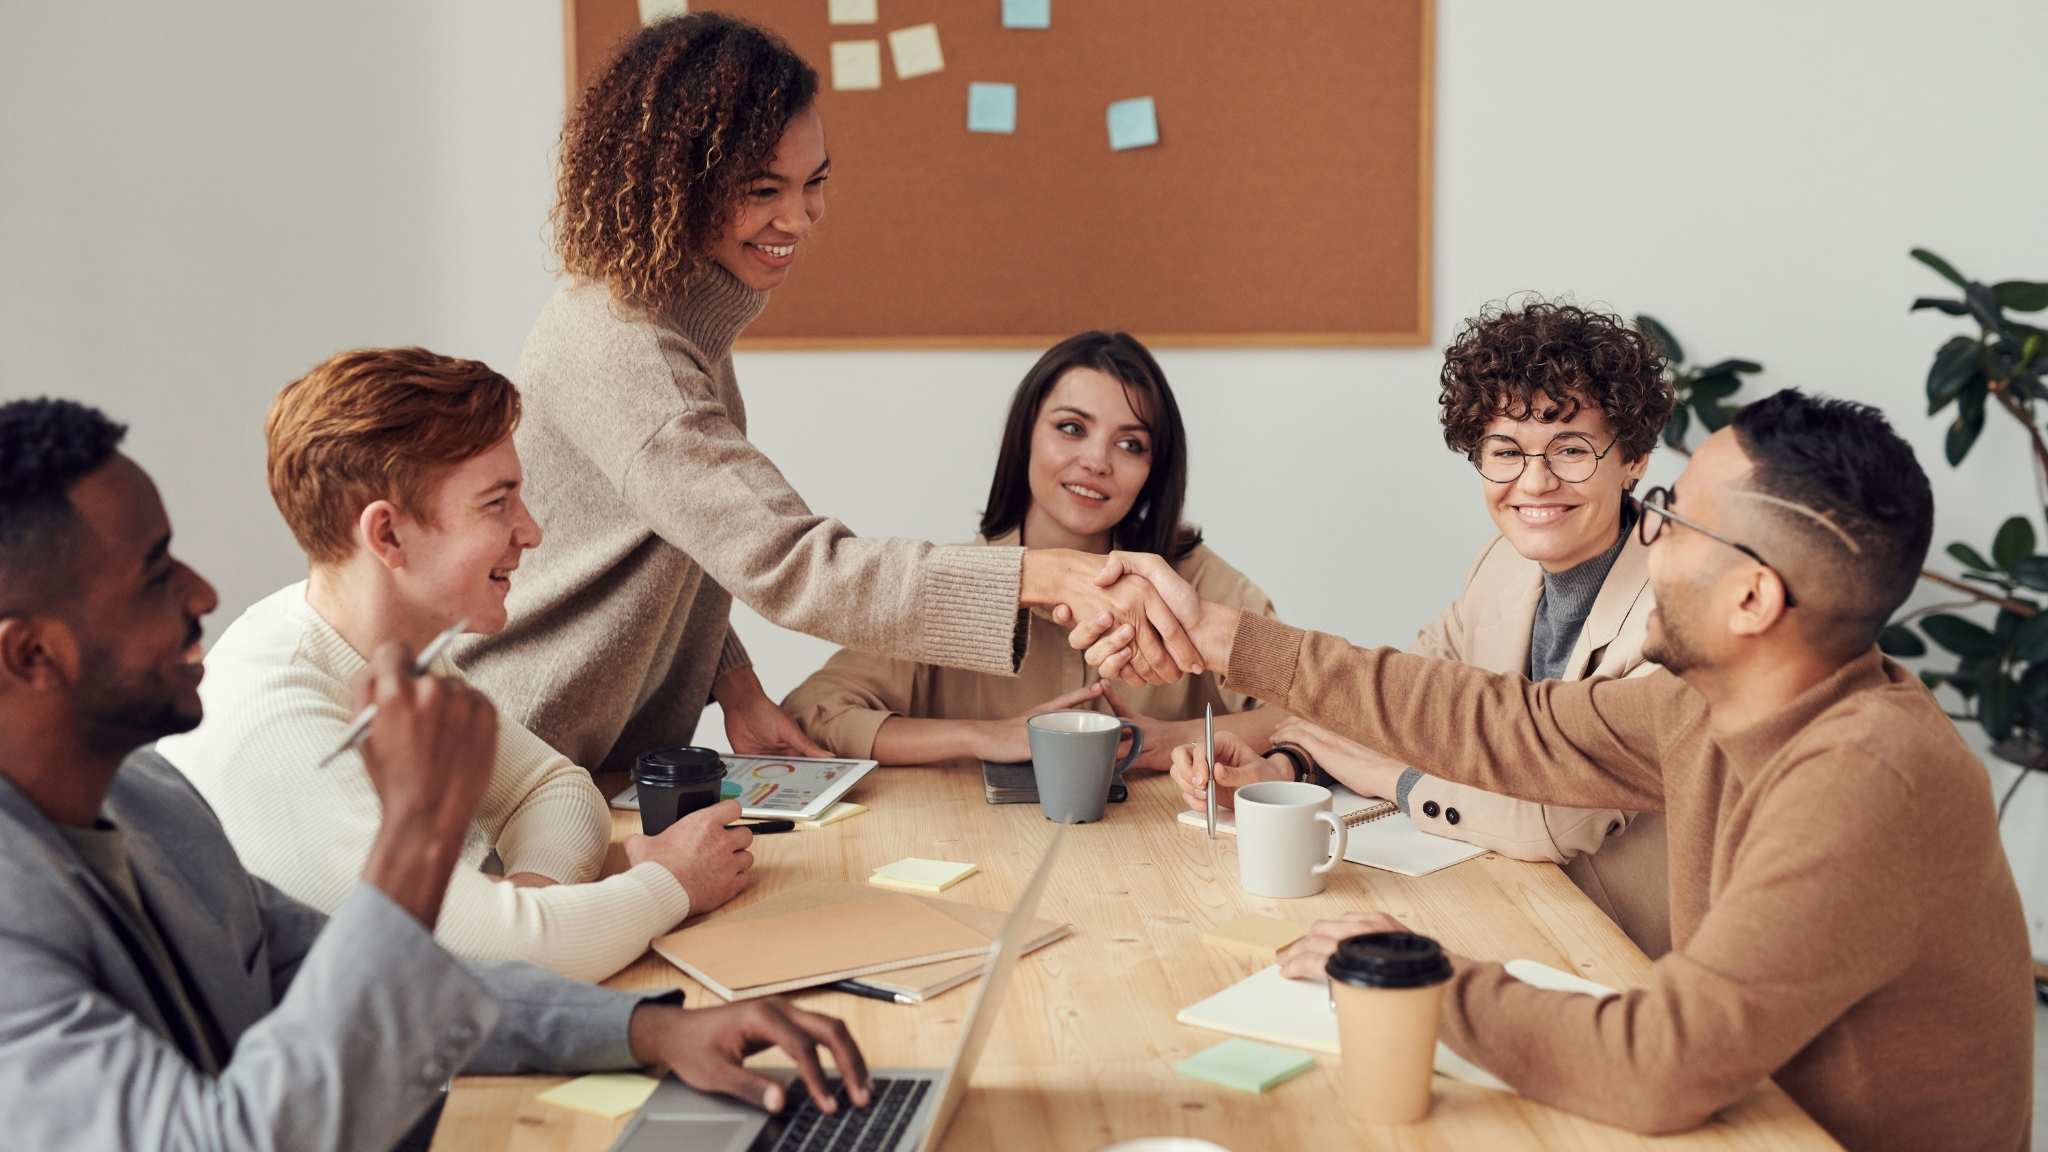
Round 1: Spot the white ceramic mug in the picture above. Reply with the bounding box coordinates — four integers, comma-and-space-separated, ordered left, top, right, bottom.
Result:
1233, 780, 1347, 898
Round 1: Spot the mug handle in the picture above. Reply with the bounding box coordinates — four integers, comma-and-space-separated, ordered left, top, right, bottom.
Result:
1311, 809, 1347, 875
1112, 720, 1144, 780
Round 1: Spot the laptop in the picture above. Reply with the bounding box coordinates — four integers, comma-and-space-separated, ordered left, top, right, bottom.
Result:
608, 826, 1067, 1152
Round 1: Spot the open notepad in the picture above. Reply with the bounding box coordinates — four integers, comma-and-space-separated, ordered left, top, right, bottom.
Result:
1176, 785, 1486, 878
1176, 960, 1619, 1092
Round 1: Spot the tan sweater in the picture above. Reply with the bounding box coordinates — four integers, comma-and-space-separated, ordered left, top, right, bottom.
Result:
1227, 613, 2034, 1151
784, 530, 1274, 759
457, 267, 1027, 774
157, 584, 692, 982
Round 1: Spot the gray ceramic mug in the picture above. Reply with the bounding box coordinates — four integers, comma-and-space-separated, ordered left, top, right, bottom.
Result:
1026, 710, 1143, 823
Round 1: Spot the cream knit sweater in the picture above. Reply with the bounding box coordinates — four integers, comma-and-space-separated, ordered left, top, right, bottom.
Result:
157, 584, 691, 981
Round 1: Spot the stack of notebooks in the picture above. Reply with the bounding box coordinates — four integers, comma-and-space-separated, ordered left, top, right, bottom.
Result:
1176, 785, 1486, 878
651, 881, 1069, 1003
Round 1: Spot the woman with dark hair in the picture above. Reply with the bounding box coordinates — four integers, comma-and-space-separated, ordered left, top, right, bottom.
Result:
456, 14, 1201, 777
783, 332, 1278, 769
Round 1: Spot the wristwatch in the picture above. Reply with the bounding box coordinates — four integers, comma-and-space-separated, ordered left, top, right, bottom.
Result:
1268, 742, 1319, 785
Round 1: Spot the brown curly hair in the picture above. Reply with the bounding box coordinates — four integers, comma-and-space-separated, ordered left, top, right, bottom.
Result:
1438, 299, 1673, 462
554, 13, 818, 311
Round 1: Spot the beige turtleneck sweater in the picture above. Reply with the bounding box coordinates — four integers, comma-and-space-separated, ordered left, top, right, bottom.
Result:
1224, 613, 2034, 1151
457, 267, 1028, 774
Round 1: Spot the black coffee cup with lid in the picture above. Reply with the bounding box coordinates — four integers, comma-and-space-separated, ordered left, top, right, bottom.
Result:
635, 746, 727, 836
1325, 930, 1454, 990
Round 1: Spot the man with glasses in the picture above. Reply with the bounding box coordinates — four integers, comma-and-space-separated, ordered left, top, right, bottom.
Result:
1095, 389, 2033, 1150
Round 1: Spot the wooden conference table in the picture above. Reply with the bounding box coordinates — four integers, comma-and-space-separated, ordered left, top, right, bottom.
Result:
433, 767, 1838, 1151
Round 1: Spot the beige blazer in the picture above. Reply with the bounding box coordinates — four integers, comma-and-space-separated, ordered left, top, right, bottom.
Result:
784, 530, 1275, 759
1379, 532, 1670, 956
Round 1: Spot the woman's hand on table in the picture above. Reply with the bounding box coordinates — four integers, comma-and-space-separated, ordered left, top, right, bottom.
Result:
1168, 730, 1288, 811
628, 998, 870, 1116
969, 681, 1110, 763
1276, 911, 1413, 982
715, 666, 830, 758
1269, 715, 1405, 801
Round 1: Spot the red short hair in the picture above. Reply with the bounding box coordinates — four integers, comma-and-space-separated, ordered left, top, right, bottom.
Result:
266, 347, 521, 564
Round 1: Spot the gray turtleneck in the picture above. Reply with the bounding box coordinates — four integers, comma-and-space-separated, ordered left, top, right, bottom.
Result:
1527, 516, 1631, 682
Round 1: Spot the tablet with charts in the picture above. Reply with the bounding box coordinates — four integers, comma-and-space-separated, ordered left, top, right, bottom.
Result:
610, 755, 877, 822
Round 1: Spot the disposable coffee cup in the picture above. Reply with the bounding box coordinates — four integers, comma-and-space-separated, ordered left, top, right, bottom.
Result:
635, 746, 727, 836
1326, 931, 1454, 1125
1026, 710, 1142, 823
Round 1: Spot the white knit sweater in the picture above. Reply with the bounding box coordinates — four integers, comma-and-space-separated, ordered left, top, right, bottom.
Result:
157, 583, 691, 981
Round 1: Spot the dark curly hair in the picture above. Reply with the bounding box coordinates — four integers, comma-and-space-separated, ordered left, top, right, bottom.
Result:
0, 397, 128, 602
554, 12, 818, 311
1439, 299, 1673, 463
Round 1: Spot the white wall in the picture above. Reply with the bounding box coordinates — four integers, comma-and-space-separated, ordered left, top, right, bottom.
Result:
4, 0, 2044, 951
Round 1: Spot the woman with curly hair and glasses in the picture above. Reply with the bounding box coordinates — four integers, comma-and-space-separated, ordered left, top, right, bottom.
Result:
457, 14, 1201, 778
1176, 298, 1679, 956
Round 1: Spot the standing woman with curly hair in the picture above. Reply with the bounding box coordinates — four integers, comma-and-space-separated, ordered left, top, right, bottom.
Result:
457, 13, 1200, 776
1177, 298, 1680, 957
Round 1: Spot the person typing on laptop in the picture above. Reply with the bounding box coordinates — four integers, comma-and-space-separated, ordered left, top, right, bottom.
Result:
0, 397, 870, 1152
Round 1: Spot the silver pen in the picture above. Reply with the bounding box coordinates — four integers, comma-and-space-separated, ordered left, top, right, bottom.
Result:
316, 618, 471, 769
1204, 703, 1217, 838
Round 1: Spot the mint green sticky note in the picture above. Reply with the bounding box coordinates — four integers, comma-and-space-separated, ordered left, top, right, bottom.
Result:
1002, 0, 1050, 29
720, 780, 742, 798
967, 82, 1017, 134
1107, 97, 1159, 151
1173, 1039, 1315, 1093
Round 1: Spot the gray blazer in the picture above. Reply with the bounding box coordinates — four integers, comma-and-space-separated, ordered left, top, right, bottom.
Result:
0, 748, 672, 1152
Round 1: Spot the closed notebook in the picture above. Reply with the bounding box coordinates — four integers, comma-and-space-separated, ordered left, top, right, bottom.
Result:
1176, 960, 1616, 1091
1176, 785, 1486, 877
651, 888, 990, 1001
698, 881, 1071, 1004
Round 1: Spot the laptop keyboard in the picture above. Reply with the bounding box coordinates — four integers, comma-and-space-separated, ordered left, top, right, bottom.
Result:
748, 1077, 930, 1152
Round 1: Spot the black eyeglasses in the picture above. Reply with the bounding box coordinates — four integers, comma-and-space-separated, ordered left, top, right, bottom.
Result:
1469, 432, 1620, 484
1636, 486, 1798, 608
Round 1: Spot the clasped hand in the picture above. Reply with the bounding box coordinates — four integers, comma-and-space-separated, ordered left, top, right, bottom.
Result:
1049, 551, 1209, 685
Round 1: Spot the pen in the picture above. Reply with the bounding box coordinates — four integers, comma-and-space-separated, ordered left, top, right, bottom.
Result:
733, 819, 796, 834
827, 979, 912, 1005
1204, 703, 1217, 839
316, 618, 470, 769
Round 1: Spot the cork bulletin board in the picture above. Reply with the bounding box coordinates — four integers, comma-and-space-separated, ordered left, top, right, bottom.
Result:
564, 0, 1433, 348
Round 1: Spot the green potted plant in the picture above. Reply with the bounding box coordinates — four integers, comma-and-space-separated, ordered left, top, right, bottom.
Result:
1634, 314, 1767, 454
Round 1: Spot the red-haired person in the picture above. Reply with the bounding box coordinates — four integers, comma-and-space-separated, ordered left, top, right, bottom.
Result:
456, 12, 1202, 781
159, 349, 753, 982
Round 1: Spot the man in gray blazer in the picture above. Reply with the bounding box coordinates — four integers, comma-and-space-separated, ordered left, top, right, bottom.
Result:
0, 397, 872, 1152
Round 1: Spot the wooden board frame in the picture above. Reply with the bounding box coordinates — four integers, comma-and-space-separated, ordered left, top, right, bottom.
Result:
561, 0, 1434, 350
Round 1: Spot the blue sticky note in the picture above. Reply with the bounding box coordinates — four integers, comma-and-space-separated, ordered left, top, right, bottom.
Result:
1107, 97, 1159, 151
967, 82, 1017, 134
1173, 1039, 1316, 1093
1002, 0, 1050, 29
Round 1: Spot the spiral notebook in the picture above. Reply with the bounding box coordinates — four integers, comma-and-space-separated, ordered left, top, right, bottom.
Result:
1176, 785, 1486, 878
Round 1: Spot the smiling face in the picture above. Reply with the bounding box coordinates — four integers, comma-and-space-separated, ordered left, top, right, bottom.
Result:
709, 104, 829, 292
1477, 398, 1647, 573
64, 455, 220, 745
380, 436, 540, 637
1020, 368, 1155, 553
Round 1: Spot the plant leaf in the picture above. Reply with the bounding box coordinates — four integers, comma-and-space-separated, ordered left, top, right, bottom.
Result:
1699, 358, 1764, 376
1661, 405, 1691, 450
1920, 613, 2001, 658
1689, 373, 1743, 402
1635, 314, 1684, 365
1910, 247, 1970, 289
2016, 612, 2048, 663
2015, 556, 2048, 592
1949, 542, 1996, 571
1981, 673, 2019, 741
1695, 398, 1733, 433
1945, 385, 1986, 465
1879, 624, 1928, 658
1925, 335, 1979, 411
1995, 517, 2038, 571
1911, 296, 1970, 316
1994, 281, 2048, 313
1965, 282, 2007, 335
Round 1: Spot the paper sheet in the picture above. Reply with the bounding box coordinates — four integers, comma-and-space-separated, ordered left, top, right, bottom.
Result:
828, 0, 877, 25
871, 858, 978, 893
1107, 97, 1159, 151
831, 41, 882, 91
1002, 0, 1051, 29
797, 801, 866, 828
1202, 914, 1309, 959
888, 24, 945, 80
637, 0, 686, 24
536, 1073, 660, 1120
1174, 1039, 1315, 1093
967, 82, 1018, 134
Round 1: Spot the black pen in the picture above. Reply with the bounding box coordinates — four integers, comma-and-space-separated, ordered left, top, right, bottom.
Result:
827, 979, 912, 1005
731, 819, 796, 834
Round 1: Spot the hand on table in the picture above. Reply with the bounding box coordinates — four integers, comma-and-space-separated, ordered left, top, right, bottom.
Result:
1276, 911, 1414, 982
1028, 549, 1202, 687
628, 999, 870, 1115
969, 681, 1108, 763
1099, 682, 1180, 772
716, 666, 830, 758
625, 799, 755, 916
1269, 715, 1405, 801
1167, 730, 1289, 811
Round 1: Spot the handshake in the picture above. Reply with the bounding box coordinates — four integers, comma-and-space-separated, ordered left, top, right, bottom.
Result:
1028, 549, 1240, 686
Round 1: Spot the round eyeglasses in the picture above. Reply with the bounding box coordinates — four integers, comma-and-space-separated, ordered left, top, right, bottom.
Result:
1469, 433, 1619, 484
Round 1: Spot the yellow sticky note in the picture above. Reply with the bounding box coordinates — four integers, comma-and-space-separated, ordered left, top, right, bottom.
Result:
797, 801, 866, 829
828, 0, 877, 24
831, 41, 882, 92
637, 0, 686, 24
1202, 914, 1308, 959
870, 858, 977, 894
887, 23, 944, 80
536, 1073, 661, 1120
